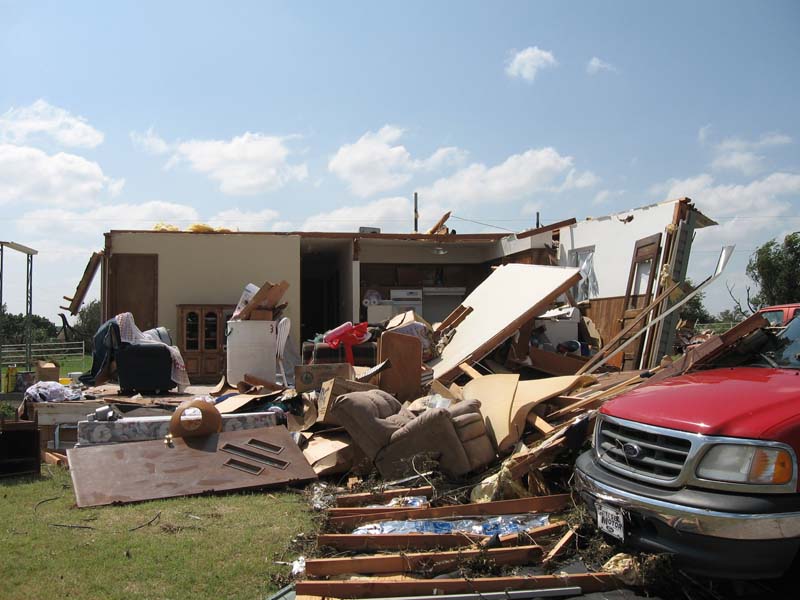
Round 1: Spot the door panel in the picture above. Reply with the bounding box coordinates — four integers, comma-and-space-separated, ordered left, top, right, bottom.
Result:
109, 254, 158, 330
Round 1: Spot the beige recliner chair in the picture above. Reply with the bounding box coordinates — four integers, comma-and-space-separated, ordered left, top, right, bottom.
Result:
329, 389, 496, 479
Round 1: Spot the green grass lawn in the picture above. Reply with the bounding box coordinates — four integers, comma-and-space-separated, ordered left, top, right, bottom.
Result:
1, 355, 92, 392
0, 466, 317, 600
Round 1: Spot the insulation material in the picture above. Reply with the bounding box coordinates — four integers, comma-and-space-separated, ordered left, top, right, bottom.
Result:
429, 264, 581, 382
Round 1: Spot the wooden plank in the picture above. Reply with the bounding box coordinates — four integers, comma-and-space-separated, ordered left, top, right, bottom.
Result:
542, 527, 576, 565
295, 573, 622, 598
335, 486, 434, 507
458, 363, 483, 380
317, 533, 485, 552
507, 438, 567, 480
328, 505, 428, 518
495, 521, 568, 546
425, 211, 451, 235
328, 494, 570, 530
66, 251, 103, 315
305, 545, 542, 577
32, 401, 106, 426
378, 332, 422, 403
528, 346, 589, 376
516, 218, 577, 240
527, 414, 554, 435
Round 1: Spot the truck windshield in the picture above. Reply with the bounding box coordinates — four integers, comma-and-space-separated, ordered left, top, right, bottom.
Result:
751, 317, 800, 369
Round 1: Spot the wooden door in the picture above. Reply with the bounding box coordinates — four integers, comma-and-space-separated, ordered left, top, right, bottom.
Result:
620, 234, 662, 369
108, 254, 158, 330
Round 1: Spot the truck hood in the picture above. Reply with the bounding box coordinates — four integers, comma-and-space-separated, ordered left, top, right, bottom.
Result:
600, 367, 800, 439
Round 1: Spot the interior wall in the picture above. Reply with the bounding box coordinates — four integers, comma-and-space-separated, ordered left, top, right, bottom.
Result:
358, 241, 492, 264
558, 201, 677, 298
107, 232, 302, 349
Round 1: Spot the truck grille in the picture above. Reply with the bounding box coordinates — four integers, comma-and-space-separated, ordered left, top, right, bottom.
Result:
597, 418, 691, 482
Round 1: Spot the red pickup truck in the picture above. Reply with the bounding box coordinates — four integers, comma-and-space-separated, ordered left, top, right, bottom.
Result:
575, 316, 800, 579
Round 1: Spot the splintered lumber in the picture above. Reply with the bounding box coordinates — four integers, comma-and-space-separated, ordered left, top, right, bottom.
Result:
317, 533, 486, 552
643, 313, 769, 386
426, 211, 452, 235
328, 505, 429, 517
319, 521, 569, 552
542, 527, 577, 565
305, 545, 543, 577
527, 414, 554, 435
294, 573, 623, 597
507, 438, 567, 480
335, 486, 435, 507
328, 495, 570, 530
458, 362, 483, 380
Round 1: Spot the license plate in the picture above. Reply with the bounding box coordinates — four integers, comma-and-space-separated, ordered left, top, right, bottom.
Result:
597, 502, 625, 541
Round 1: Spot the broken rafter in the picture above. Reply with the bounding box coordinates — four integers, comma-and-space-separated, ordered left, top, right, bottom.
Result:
334, 485, 434, 508
304, 545, 542, 577
295, 573, 622, 597
327, 494, 570, 530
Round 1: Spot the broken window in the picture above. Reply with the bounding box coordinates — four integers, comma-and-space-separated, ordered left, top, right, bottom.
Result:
569, 246, 598, 302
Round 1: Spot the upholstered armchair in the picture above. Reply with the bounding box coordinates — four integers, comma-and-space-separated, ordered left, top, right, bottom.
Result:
329, 389, 496, 478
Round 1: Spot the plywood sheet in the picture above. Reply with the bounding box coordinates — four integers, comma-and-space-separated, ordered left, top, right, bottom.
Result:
68, 426, 316, 507
429, 264, 580, 383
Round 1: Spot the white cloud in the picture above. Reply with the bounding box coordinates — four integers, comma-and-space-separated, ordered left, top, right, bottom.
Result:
553, 168, 600, 192
697, 124, 712, 144
130, 127, 170, 155
207, 208, 280, 231
0, 99, 104, 148
302, 196, 412, 232
505, 46, 557, 82
710, 151, 764, 176
16, 201, 200, 238
592, 189, 626, 205
652, 171, 800, 218
162, 132, 307, 195
586, 56, 616, 75
0, 143, 123, 207
328, 125, 466, 197
705, 130, 792, 176
420, 147, 574, 205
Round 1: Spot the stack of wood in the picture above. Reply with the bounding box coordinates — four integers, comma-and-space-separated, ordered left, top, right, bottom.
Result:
292, 486, 622, 599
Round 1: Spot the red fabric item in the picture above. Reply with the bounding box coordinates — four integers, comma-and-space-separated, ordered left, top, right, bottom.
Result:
326, 322, 370, 365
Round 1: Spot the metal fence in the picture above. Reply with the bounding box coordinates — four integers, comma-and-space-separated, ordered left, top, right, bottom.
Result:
0, 340, 85, 368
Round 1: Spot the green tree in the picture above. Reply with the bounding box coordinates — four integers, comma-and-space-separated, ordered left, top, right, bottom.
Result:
679, 279, 713, 323
746, 232, 800, 308
72, 300, 101, 350
0, 303, 58, 344
716, 307, 747, 323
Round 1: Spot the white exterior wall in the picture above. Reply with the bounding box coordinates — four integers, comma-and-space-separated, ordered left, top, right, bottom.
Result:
358, 241, 493, 264
557, 201, 677, 298
108, 232, 302, 349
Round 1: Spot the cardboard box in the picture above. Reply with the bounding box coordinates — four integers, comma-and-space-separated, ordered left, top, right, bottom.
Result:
295, 363, 353, 393
318, 378, 378, 425
35, 361, 60, 383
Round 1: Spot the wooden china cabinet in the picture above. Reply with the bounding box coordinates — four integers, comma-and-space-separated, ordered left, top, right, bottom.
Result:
176, 304, 235, 383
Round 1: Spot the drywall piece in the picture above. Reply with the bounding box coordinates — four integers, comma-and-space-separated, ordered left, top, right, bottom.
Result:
304, 545, 542, 577
378, 332, 422, 402
294, 573, 622, 598
68, 426, 316, 507
462, 374, 519, 450
463, 375, 594, 453
429, 264, 580, 383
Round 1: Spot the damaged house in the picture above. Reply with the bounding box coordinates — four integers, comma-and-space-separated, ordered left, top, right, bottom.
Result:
63, 197, 714, 382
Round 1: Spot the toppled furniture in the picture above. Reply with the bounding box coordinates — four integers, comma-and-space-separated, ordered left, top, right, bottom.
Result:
0, 417, 40, 477
330, 390, 495, 478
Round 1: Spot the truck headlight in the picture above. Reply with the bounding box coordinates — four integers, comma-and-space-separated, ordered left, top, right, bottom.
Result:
696, 444, 793, 485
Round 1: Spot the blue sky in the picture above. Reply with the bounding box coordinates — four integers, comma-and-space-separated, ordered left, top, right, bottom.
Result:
1, 0, 798, 319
